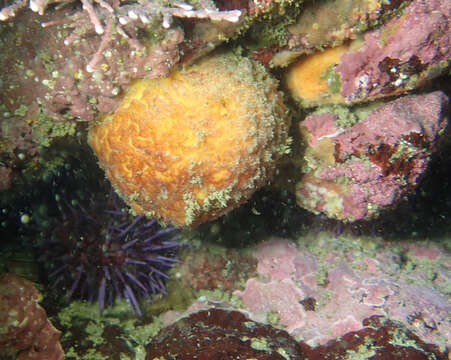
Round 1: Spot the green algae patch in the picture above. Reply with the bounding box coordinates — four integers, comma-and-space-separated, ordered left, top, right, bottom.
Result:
57, 300, 166, 360
250, 336, 270, 351
32, 111, 76, 148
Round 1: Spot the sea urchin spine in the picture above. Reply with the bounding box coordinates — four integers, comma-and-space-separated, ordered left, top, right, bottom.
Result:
40, 190, 182, 316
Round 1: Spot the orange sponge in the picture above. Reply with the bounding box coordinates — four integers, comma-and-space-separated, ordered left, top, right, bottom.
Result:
88, 53, 291, 227
285, 44, 349, 106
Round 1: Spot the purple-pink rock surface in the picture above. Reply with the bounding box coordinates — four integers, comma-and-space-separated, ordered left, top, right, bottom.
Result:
335, 0, 451, 101
234, 235, 450, 351
283, 0, 450, 107
295, 91, 449, 221
334, 0, 450, 103
155, 229, 449, 356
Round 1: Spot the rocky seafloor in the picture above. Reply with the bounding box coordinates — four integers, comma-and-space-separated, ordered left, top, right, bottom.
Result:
0, 0, 450, 359
1, 148, 450, 359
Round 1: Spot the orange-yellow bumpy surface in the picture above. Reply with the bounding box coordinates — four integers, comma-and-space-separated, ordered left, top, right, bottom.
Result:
88, 53, 291, 227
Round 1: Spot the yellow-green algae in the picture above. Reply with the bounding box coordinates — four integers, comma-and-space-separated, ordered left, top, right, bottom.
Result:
58, 299, 164, 360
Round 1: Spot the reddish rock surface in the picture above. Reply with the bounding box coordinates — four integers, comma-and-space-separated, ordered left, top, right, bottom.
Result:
234, 237, 450, 350
178, 247, 257, 292
146, 308, 306, 360
295, 91, 449, 221
0, 273, 64, 360
146, 308, 446, 359
0, 166, 13, 191
0, 4, 244, 190
282, 0, 450, 106
335, 0, 451, 102
300, 316, 447, 360
284, 0, 408, 58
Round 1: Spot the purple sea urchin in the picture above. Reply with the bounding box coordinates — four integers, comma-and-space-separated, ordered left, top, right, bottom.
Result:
39, 189, 182, 316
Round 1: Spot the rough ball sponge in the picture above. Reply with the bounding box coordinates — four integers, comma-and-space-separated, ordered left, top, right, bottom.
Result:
88, 53, 291, 227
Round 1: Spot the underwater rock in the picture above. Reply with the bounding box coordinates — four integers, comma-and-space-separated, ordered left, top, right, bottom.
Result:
0, 10, 182, 123
0, 166, 13, 191
234, 237, 450, 352
243, 0, 409, 68
300, 315, 447, 360
284, 0, 450, 106
0, 2, 245, 190
295, 91, 449, 221
147, 309, 447, 359
282, 0, 409, 59
147, 295, 446, 359
146, 308, 306, 359
335, 0, 450, 103
0, 273, 64, 360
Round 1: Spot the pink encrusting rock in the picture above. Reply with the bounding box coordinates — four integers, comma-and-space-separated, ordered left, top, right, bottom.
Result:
0, 4, 244, 190
295, 91, 449, 221
0, 9, 182, 191
0, 273, 64, 360
234, 239, 393, 345
334, 0, 451, 102
234, 237, 451, 350
0, 10, 183, 123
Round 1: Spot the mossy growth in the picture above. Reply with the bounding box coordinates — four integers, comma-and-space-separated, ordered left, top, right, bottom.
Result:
31, 110, 76, 148
233, 0, 303, 59
57, 299, 164, 360
312, 99, 384, 129
20, 144, 76, 185
143, 281, 197, 315
320, 64, 342, 94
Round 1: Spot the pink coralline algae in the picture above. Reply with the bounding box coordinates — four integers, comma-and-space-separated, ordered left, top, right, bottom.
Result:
0, 1, 242, 125
148, 308, 446, 359
0, 273, 64, 360
0, 2, 244, 191
333, 0, 451, 103
235, 239, 393, 345
295, 91, 449, 221
0, 9, 182, 191
0, 10, 182, 125
234, 237, 451, 352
